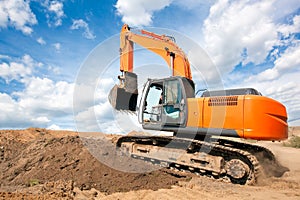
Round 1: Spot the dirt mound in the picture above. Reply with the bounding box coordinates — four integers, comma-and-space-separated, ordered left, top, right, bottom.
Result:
0, 128, 189, 196
1, 128, 300, 199
289, 126, 300, 136
251, 150, 289, 180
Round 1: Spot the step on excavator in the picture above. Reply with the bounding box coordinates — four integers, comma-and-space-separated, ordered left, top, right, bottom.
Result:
108, 24, 289, 185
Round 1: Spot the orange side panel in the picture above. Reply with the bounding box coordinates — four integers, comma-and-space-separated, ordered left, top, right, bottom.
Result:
243, 95, 288, 140
186, 96, 244, 137
202, 96, 244, 137
186, 95, 288, 141
186, 98, 203, 127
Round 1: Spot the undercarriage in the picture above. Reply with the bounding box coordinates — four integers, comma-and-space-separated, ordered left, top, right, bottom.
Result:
116, 136, 288, 185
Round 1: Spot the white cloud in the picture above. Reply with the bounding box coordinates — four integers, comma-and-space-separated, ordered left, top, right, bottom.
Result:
274, 44, 300, 71
48, 65, 60, 74
0, 54, 11, 60
115, 0, 173, 26
0, 62, 30, 81
0, 93, 17, 114
0, 0, 37, 34
0, 54, 40, 82
44, 0, 65, 27
35, 116, 50, 123
0, 93, 29, 127
272, 0, 300, 21
0, 76, 75, 128
73, 78, 115, 132
279, 15, 300, 37
72, 76, 143, 133
52, 42, 61, 51
0, 54, 75, 129
37, 37, 46, 45
74, 102, 142, 134
49, 1, 64, 17
75, 102, 114, 132
0, 91, 50, 128
203, 0, 278, 75
248, 42, 300, 83
16, 77, 74, 111
95, 78, 115, 102
234, 41, 300, 125
47, 124, 61, 130
70, 19, 96, 39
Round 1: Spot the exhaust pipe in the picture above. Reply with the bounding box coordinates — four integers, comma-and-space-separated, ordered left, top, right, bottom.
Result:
108, 72, 138, 111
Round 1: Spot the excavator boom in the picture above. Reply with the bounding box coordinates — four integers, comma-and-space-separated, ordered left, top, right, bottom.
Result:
119, 24, 192, 79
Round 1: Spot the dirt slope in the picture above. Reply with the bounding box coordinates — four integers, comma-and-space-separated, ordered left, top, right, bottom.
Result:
0, 128, 189, 199
0, 127, 300, 199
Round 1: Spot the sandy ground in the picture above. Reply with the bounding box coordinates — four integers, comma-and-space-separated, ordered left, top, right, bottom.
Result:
96, 138, 300, 200
0, 127, 299, 199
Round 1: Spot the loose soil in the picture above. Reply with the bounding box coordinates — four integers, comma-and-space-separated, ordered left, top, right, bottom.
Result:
0, 127, 300, 199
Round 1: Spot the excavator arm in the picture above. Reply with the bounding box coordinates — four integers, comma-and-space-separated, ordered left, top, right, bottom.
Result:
119, 24, 192, 79
109, 24, 192, 111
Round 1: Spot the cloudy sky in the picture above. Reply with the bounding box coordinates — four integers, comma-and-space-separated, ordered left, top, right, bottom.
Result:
0, 0, 300, 133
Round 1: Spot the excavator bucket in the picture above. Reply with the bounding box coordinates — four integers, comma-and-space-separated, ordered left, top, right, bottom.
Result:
108, 72, 138, 111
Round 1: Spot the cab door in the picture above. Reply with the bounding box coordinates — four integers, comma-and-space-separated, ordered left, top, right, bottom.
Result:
138, 80, 164, 124
161, 78, 186, 126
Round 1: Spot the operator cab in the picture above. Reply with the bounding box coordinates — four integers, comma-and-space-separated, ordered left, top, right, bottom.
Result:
138, 77, 195, 131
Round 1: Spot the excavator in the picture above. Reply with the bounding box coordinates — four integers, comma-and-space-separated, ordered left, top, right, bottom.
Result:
108, 24, 288, 185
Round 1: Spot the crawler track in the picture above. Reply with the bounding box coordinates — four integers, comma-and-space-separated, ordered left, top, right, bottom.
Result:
215, 138, 289, 177
116, 136, 269, 185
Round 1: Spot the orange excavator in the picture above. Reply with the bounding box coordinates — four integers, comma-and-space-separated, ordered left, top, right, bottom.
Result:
108, 24, 288, 184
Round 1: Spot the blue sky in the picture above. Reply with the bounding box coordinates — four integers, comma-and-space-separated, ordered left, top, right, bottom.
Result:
0, 0, 300, 132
